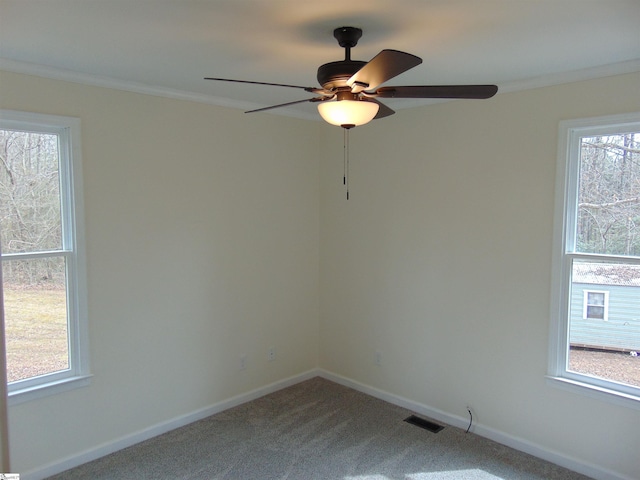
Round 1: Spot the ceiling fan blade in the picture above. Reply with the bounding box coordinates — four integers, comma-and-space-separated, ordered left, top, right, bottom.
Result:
245, 97, 325, 114
205, 77, 326, 94
370, 99, 395, 120
372, 85, 498, 99
348, 50, 422, 93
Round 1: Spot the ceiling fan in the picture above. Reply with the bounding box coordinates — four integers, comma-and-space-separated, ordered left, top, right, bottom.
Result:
205, 26, 498, 129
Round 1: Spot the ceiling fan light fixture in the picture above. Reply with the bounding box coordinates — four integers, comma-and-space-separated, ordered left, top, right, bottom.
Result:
317, 99, 379, 128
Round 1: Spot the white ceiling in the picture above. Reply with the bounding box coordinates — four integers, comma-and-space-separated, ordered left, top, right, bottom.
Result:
1, 0, 639, 120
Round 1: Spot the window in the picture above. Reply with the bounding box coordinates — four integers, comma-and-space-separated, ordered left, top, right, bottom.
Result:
550, 112, 640, 407
1, 110, 90, 404
582, 290, 608, 321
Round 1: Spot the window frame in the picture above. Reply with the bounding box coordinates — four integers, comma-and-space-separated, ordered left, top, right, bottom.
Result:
0, 110, 91, 405
548, 112, 640, 409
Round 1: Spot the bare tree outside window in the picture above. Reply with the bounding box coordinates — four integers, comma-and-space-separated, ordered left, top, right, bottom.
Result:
577, 133, 640, 256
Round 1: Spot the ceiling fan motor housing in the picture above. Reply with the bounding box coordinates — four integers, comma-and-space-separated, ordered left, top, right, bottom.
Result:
317, 60, 367, 90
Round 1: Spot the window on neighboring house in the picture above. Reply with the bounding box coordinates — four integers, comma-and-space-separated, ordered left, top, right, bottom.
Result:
1, 110, 90, 404
583, 290, 608, 321
550, 112, 640, 407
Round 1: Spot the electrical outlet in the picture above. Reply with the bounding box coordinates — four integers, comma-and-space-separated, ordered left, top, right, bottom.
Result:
268, 346, 276, 362
239, 354, 247, 370
374, 350, 382, 366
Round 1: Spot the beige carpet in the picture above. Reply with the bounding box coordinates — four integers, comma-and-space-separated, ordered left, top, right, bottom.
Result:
47, 377, 592, 479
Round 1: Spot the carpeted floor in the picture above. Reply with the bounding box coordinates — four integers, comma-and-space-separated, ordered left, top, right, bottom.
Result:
47, 377, 592, 479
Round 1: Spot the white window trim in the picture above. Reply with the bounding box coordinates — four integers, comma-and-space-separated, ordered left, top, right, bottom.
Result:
582, 290, 609, 321
0, 110, 91, 405
548, 111, 640, 410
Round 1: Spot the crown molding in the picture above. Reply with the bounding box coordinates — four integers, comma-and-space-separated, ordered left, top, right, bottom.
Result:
1, 57, 638, 119
0, 58, 319, 121
497, 58, 640, 94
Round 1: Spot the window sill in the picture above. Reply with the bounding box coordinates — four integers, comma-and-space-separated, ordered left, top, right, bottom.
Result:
8, 374, 93, 406
545, 375, 640, 410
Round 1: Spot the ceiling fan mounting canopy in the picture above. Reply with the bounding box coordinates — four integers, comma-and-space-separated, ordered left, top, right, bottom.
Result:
205, 26, 498, 126
333, 26, 362, 49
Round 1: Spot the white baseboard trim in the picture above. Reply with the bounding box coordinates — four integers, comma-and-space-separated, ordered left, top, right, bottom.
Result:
22, 369, 320, 480
317, 369, 632, 480
22, 368, 631, 480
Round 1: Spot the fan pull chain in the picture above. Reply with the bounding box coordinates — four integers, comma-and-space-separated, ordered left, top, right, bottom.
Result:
343, 127, 351, 200
343, 127, 347, 187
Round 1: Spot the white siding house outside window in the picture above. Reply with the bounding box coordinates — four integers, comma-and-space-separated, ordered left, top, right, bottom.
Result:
549, 112, 640, 408
0, 110, 90, 404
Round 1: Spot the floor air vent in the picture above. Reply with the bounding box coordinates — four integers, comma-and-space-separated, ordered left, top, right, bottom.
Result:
404, 415, 444, 433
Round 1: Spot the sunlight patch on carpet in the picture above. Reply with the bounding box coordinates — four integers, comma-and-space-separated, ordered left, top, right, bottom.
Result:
346, 469, 505, 480
407, 470, 505, 479
344, 476, 390, 480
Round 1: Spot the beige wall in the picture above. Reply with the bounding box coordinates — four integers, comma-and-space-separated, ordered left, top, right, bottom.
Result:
319, 72, 640, 479
1, 70, 320, 473
1, 68, 639, 479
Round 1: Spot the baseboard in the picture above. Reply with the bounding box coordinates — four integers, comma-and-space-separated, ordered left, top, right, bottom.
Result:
22, 369, 320, 480
22, 368, 631, 480
317, 369, 632, 480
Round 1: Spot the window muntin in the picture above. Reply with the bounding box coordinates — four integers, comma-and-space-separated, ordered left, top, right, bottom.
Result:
1, 110, 89, 403
550, 112, 640, 405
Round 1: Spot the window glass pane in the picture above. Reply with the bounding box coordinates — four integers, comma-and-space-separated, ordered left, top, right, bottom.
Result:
568, 261, 640, 387
2, 256, 69, 382
586, 305, 604, 319
0, 129, 63, 254
576, 132, 640, 256
587, 292, 605, 306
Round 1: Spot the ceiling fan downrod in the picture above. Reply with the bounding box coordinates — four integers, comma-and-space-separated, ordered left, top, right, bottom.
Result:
334, 26, 362, 61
